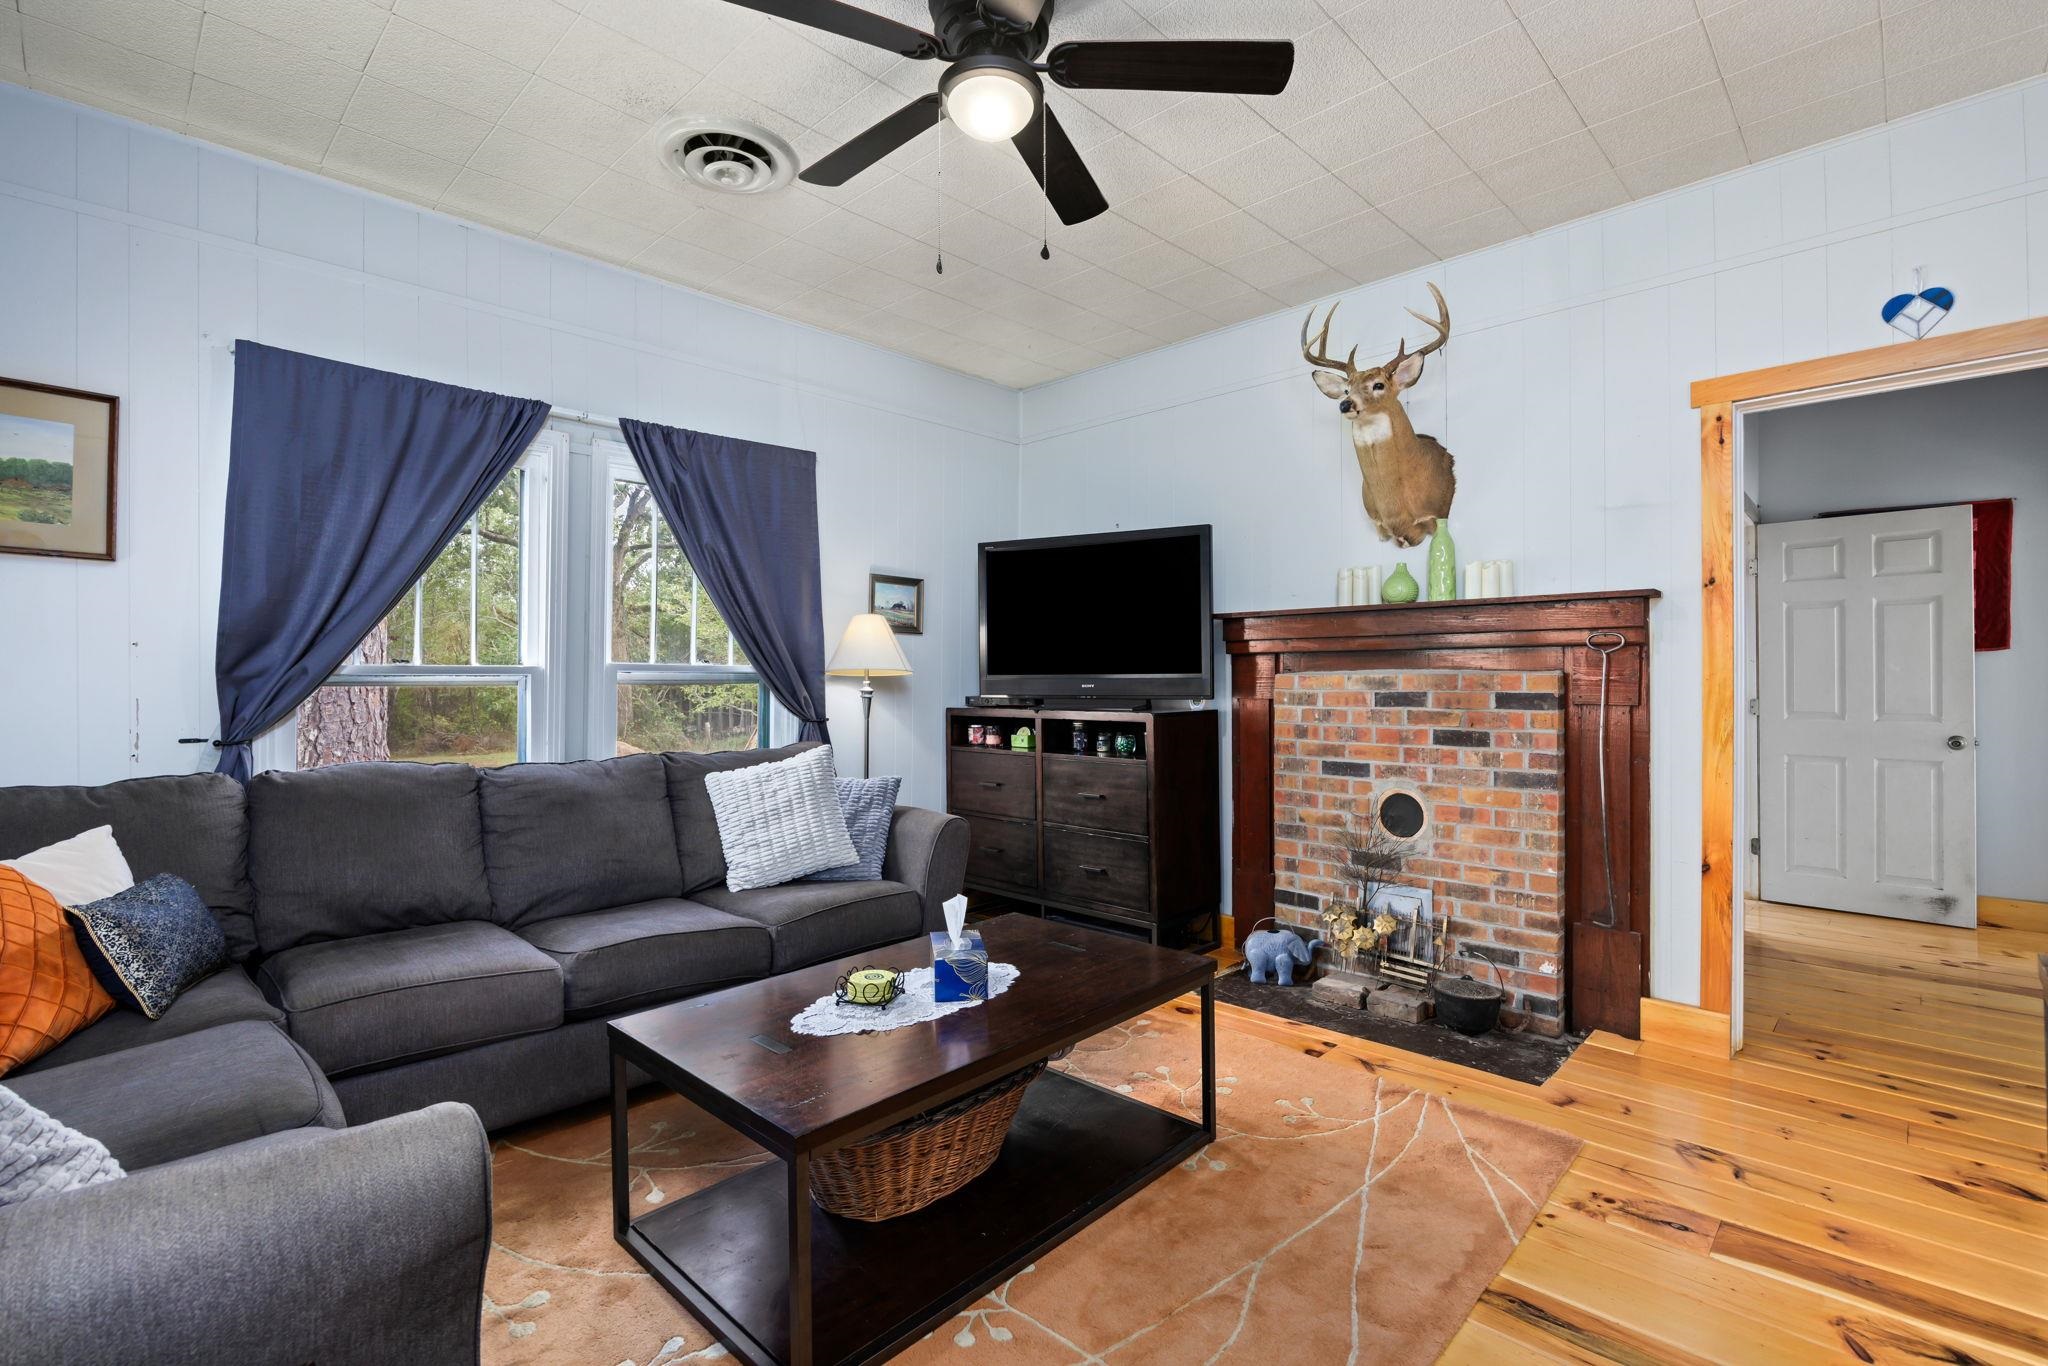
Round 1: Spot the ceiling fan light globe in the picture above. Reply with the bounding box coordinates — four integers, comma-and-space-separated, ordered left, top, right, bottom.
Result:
944, 68, 1038, 142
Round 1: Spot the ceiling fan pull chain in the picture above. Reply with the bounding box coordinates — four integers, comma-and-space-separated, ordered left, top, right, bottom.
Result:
935, 101, 945, 275
1040, 104, 1051, 261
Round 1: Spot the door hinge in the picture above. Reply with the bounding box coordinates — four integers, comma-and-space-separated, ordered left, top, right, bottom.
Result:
1747, 697, 1759, 717
1749, 837, 1760, 855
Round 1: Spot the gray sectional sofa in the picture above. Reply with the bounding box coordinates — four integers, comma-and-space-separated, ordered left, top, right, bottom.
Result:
0, 743, 968, 1365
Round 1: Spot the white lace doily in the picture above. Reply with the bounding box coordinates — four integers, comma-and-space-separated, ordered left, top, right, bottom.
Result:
789, 963, 1020, 1037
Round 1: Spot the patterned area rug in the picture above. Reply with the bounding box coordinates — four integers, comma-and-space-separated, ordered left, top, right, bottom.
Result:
482, 1008, 1581, 1365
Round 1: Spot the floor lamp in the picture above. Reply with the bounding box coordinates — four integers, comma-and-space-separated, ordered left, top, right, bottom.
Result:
826, 613, 911, 779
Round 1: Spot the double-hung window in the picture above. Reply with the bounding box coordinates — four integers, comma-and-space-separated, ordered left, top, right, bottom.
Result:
601, 438, 766, 756
290, 432, 562, 770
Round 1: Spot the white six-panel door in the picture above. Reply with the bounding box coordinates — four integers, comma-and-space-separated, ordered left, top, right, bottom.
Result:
1758, 506, 1977, 925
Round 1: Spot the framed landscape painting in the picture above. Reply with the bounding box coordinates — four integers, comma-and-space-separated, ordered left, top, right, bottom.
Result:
0, 378, 118, 561
869, 572, 923, 634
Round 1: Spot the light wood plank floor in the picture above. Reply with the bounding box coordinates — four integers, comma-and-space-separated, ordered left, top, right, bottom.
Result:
1211, 899, 2048, 1362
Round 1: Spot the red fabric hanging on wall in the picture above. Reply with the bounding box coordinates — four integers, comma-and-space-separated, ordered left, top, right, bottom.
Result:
1974, 498, 2014, 651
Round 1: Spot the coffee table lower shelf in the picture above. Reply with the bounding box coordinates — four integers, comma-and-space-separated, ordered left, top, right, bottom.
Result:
619, 1070, 1207, 1366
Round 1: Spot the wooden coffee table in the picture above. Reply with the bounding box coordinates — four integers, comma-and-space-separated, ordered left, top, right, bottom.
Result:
607, 912, 1216, 1366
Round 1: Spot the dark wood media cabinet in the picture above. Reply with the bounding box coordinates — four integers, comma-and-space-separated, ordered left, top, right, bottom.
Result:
946, 707, 1221, 950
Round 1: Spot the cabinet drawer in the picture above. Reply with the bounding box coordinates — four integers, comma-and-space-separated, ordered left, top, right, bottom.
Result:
948, 749, 1035, 820
1043, 827, 1150, 914
963, 815, 1037, 891
1042, 756, 1148, 836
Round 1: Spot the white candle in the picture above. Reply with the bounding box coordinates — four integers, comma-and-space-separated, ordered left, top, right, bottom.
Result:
1480, 561, 1502, 598
1362, 566, 1379, 604
1463, 563, 1481, 599
1499, 560, 1515, 597
1337, 568, 1353, 605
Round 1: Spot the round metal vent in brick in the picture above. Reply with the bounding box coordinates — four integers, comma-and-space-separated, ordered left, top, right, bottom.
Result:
655, 117, 798, 195
1375, 789, 1428, 841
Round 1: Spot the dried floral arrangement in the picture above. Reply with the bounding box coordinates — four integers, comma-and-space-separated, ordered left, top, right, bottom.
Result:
1317, 812, 1410, 974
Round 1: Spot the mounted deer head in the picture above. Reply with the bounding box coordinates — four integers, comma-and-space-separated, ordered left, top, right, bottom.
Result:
1302, 282, 1457, 548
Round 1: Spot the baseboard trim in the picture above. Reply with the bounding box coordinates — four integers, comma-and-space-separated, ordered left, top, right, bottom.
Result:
1980, 897, 2048, 934
1640, 999, 1732, 1060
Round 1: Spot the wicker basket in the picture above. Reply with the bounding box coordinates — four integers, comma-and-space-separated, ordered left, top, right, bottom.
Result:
811, 1061, 1047, 1222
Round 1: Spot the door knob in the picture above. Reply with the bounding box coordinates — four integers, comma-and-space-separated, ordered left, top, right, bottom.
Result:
1946, 735, 1966, 751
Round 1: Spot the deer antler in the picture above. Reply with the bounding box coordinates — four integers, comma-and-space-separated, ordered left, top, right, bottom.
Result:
1403, 282, 1450, 361
1300, 303, 1358, 376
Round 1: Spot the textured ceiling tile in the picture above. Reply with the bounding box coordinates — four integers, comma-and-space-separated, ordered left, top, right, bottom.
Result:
1246, 21, 1379, 131
632, 232, 743, 288
1507, 167, 1630, 230
1, 13, 23, 75
536, 17, 701, 122
1723, 22, 1882, 124
1152, 263, 1257, 308
1883, 0, 2045, 72
1390, 23, 1552, 125
582, 0, 763, 69
716, 185, 836, 237
1265, 265, 1356, 307
324, 125, 458, 199
1741, 79, 1886, 159
343, 76, 490, 163
195, 14, 361, 121
1340, 236, 1438, 284
392, 0, 575, 70
1219, 239, 1325, 289
185, 73, 334, 160
1474, 128, 1611, 202
1197, 288, 1283, 326
539, 203, 661, 262
711, 270, 808, 312
1244, 173, 1373, 235
708, 21, 873, 127
1557, 21, 1722, 125
22, 17, 192, 120
469, 126, 608, 198
1374, 172, 1504, 235
1886, 26, 2048, 118
18, 0, 202, 68
202, 0, 391, 70
1127, 93, 1273, 166
670, 204, 782, 258
1333, 0, 1516, 77
799, 209, 920, 265
1151, 0, 1334, 41
499, 78, 645, 165
573, 169, 696, 233
743, 235, 857, 288
1518, 0, 1699, 73
1176, 208, 1287, 262
364, 16, 528, 121
1704, 0, 1879, 75
1587, 80, 1738, 166
1053, 212, 1164, 265
1192, 134, 1327, 208
1436, 80, 1585, 168
1293, 206, 1413, 263
438, 166, 570, 233
1331, 130, 1470, 204
1410, 204, 1522, 256
1612, 128, 1748, 195
1281, 81, 1430, 171
817, 264, 922, 310
1117, 174, 1238, 237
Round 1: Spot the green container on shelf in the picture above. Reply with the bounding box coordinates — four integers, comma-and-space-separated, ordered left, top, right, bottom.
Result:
1427, 519, 1457, 601
1381, 563, 1419, 603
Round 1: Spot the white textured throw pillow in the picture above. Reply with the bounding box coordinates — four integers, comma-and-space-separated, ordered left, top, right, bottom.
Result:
703, 745, 860, 892
0, 1085, 123, 1209
0, 825, 135, 906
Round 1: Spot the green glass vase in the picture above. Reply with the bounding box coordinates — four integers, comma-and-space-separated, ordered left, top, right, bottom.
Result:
1381, 562, 1419, 604
1426, 520, 1457, 601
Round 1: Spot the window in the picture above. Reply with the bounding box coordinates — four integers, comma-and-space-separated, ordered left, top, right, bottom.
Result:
293, 435, 559, 769
604, 441, 766, 757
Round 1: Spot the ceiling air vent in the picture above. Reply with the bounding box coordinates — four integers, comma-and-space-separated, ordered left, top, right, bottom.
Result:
655, 117, 798, 195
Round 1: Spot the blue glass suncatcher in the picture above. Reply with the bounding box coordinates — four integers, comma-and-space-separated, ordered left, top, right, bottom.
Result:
929, 929, 991, 1001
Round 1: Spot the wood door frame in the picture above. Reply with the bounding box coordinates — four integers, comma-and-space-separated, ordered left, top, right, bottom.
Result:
1692, 317, 2048, 1043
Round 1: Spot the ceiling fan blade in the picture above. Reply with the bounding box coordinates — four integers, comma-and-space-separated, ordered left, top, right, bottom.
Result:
1014, 105, 1108, 227
1045, 40, 1295, 95
801, 93, 942, 187
715, 0, 939, 59
979, 0, 1048, 25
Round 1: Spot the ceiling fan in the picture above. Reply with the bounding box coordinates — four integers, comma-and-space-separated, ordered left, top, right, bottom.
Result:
712, 0, 1295, 227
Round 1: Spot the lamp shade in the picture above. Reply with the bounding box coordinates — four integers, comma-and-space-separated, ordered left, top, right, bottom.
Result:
827, 613, 912, 677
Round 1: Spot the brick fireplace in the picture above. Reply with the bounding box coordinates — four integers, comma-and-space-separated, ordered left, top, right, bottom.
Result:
1271, 670, 1567, 1034
1219, 592, 1657, 1038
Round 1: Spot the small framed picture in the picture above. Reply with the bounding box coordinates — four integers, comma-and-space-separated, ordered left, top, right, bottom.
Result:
0, 378, 119, 562
869, 572, 923, 635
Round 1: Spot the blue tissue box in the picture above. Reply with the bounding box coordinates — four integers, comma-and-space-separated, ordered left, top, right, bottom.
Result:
929, 930, 990, 1002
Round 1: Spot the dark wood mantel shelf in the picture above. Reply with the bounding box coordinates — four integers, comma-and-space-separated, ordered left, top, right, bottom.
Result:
1219, 590, 1660, 1038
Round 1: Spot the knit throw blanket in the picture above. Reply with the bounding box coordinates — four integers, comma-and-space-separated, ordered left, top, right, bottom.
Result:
0, 1084, 123, 1209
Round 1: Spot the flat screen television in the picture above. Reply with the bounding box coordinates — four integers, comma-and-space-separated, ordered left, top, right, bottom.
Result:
979, 524, 1213, 702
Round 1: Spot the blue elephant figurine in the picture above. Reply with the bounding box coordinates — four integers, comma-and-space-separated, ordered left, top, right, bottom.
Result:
1244, 929, 1322, 986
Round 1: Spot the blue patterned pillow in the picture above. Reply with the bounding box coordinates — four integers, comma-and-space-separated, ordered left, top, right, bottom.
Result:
65, 874, 227, 1019
808, 776, 901, 883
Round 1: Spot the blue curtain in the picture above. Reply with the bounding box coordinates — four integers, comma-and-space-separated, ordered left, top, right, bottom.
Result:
618, 420, 830, 741
214, 342, 550, 780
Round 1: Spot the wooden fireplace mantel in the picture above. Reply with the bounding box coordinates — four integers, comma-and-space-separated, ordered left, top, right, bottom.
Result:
1219, 590, 1659, 1037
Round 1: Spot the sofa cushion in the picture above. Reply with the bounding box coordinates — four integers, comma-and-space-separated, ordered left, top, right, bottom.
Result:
664, 742, 819, 894
480, 754, 683, 926
809, 776, 901, 882
692, 879, 922, 971
12, 966, 280, 1075
0, 773, 254, 960
5, 1020, 344, 1171
68, 874, 228, 1019
517, 898, 771, 1017
248, 762, 491, 955
0, 867, 115, 1078
256, 921, 561, 1076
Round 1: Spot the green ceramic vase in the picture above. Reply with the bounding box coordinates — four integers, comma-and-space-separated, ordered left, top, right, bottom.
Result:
1381, 563, 1419, 604
1426, 520, 1457, 601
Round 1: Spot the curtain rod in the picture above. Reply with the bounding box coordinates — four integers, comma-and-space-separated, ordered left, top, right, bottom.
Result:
219, 345, 623, 431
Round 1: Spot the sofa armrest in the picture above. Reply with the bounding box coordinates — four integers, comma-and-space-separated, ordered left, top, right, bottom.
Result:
885, 806, 970, 933
0, 1102, 492, 1366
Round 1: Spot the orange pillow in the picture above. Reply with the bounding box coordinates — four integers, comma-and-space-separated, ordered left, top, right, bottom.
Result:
0, 866, 114, 1077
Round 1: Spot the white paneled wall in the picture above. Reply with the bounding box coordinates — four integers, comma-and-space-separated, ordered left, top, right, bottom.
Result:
1020, 78, 2048, 1006
0, 84, 1021, 814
